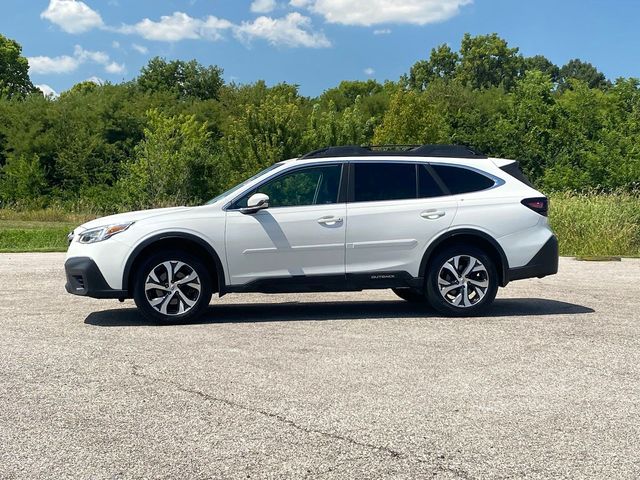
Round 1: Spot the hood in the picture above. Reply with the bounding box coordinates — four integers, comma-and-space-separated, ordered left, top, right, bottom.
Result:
77, 206, 193, 231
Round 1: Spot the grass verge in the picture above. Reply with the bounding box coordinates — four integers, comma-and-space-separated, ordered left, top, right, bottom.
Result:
0, 210, 95, 253
0, 222, 75, 253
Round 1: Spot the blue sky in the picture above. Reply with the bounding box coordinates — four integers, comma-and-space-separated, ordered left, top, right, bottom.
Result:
2, 0, 640, 97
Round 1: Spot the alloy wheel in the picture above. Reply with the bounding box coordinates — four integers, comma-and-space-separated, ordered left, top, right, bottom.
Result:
437, 255, 489, 308
144, 261, 202, 316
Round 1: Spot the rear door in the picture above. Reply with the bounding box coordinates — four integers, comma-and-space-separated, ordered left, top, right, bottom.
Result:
345, 161, 457, 278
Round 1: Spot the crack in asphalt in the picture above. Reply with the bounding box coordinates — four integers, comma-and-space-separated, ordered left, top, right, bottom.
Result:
130, 364, 402, 457
130, 364, 473, 479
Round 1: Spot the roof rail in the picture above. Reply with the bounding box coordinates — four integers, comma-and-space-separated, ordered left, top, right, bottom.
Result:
299, 144, 487, 160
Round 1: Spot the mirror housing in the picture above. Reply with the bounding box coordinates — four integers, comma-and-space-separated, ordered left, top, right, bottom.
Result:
241, 193, 269, 214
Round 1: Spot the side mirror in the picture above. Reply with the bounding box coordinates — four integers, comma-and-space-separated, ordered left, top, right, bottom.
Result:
241, 193, 269, 214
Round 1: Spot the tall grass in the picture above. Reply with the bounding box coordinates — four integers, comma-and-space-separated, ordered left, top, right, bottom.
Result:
0, 207, 95, 224
549, 192, 640, 257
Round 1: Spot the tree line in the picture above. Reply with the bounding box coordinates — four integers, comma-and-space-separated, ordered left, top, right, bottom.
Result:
0, 32, 638, 212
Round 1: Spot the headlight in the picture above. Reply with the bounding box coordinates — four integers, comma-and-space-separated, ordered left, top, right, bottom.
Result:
77, 222, 134, 244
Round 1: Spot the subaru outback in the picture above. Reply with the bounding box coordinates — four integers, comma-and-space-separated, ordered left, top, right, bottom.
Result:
65, 145, 558, 322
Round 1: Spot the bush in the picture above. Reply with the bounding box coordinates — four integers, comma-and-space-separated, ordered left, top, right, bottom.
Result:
0, 154, 47, 206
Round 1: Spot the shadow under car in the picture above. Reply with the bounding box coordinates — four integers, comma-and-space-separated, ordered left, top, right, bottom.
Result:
84, 297, 595, 327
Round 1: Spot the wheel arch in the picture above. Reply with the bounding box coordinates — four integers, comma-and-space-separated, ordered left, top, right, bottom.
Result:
123, 232, 226, 296
419, 229, 509, 287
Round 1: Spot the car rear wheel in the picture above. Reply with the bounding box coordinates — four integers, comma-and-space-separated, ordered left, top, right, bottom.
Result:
133, 250, 213, 323
426, 246, 498, 317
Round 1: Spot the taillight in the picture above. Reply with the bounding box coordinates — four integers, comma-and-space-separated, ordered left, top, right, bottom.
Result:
521, 197, 548, 216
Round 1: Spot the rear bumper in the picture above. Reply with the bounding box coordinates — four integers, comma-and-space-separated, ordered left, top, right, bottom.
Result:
65, 257, 127, 299
506, 235, 559, 283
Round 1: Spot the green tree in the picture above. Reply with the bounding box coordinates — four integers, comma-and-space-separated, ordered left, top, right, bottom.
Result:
544, 80, 611, 190
373, 87, 450, 144
119, 109, 216, 208
559, 59, 610, 90
0, 31, 638, 210
319, 80, 383, 109
409, 44, 459, 90
523, 55, 560, 83
0, 34, 36, 99
457, 33, 523, 91
219, 88, 306, 188
494, 71, 557, 180
137, 57, 224, 101
303, 96, 376, 149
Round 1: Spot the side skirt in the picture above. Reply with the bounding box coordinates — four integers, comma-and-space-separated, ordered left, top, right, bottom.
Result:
224, 271, 423, 294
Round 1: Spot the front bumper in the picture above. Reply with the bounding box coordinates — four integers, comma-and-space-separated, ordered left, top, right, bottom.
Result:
506, 235, 559, 283
65, 257, 127, 299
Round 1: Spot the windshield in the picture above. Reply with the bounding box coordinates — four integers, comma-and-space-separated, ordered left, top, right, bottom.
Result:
205, 163, 283, 205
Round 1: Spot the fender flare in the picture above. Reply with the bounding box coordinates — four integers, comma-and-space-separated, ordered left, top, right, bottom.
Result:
122, 232, 226, 294
418, 228, 509, 287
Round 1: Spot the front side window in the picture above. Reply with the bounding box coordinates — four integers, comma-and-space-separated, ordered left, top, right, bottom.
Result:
432, 165, 495, 194
233, 164, 342, 208
354, 163, 417, 202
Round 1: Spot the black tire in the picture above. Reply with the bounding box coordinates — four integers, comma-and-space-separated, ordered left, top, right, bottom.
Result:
133, 250, 213, 324
426, 245, 498, 317
392, 288, 429, 303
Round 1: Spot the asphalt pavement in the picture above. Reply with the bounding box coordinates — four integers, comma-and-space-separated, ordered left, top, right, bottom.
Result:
0, 254, 639, 479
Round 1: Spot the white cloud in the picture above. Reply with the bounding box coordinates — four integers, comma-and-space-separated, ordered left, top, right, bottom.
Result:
41, 0, 104, 34
28, 45, 124, 75
300, 0, 472, 26
86, 76, 104, 85
28, 55, 80, 74
251, 0, 277, 13
36, 84, 59, 98
105, 61, 125, 74
131, 43, 149, 54
74, 45, 109, 64
117, 12, 232, 42
112, 40, 120, 48
373, 28, 392, 35
290, 0, 312, 6
364, 67, 375, 75
235, 12, 330, 48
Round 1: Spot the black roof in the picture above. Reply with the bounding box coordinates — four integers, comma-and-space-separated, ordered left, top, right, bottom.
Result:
299, 144, 487, 160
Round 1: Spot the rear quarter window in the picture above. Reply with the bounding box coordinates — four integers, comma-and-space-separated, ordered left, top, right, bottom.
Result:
432, 165, 495, 195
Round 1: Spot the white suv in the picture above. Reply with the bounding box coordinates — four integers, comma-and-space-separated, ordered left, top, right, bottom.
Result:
65, 145, 558, 322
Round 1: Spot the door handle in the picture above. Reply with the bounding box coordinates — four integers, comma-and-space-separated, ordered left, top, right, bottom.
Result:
421, 210, 446, 220
317, 216, 343, 225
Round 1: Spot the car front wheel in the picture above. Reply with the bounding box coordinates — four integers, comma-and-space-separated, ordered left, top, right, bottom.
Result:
133, 250, 213, 323
426, 246, 498, 317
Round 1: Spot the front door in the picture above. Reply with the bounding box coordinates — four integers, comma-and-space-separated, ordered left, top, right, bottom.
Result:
225, 163, 346, 286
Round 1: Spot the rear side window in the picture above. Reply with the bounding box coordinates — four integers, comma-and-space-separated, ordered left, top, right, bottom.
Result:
432, 165, 495, 194
354, 163, 416, 202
